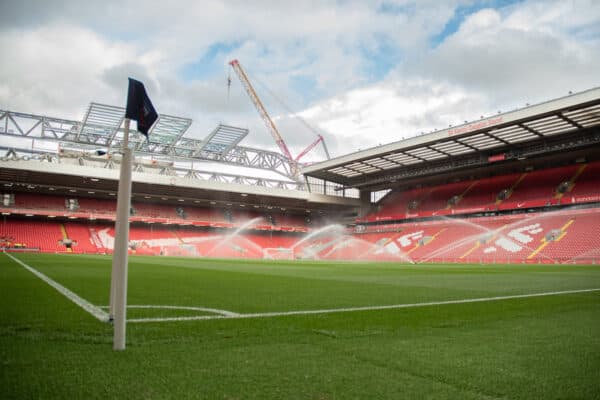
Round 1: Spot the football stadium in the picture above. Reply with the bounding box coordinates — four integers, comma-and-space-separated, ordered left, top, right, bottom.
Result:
1, 75, 600, 398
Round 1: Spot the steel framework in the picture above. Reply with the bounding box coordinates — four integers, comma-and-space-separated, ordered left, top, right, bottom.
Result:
0, 106, 302, 189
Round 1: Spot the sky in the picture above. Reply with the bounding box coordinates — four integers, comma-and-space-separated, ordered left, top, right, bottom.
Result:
1, 0, 599, 162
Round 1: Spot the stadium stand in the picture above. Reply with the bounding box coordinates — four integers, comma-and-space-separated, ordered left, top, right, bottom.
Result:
566, 162, 600, 204
356, 208, 600, 264
77, 198, 116, 214
0, 219, 64, 252
370, 187, 428, 220
365, 162, 600, 223
2, 89, 600, 264
3, 151, 600, 264
14, 193, 67, 211
455, 173, 521, 212
2, 205, 599, 263
63, 222, 99, 253
132, 202, 177, 218
499, 165, 579, 210
185, 206, 227, 223
418, 181, 472, 214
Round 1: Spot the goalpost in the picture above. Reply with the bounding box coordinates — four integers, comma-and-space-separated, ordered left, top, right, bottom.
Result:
263, 247, 294, 260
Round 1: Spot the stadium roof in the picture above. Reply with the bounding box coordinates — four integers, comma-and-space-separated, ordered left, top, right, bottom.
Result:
196, 124, 249, 156
303, 87, 600, 192
78, 102, 193, 152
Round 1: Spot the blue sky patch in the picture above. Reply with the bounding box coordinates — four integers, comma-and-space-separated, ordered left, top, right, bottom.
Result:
181, 42, 241, 81
361, 34, 401, 82
430, 0, 524, 47
377, 1, 415, 15
289, 74, 319, 104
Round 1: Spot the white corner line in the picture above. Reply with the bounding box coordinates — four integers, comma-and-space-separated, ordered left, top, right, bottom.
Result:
99, 304, 239, 317
4, 252, 109, 322
127, 287, 600, 324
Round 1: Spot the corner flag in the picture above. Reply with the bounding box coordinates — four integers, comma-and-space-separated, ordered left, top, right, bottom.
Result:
110, 78, 159, 351
125, 78, 158, 137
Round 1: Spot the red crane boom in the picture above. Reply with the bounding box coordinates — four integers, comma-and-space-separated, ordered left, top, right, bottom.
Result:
229, 59, 294, 161
295, 134, 324, 161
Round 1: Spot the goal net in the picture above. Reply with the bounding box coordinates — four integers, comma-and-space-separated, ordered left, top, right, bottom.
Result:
160, 244, 199, 257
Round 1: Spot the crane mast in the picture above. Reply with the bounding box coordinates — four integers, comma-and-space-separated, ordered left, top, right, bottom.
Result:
229, 59, 294, 161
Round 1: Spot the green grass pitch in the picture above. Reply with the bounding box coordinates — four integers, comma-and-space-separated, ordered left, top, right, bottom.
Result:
1, 252, 600, 399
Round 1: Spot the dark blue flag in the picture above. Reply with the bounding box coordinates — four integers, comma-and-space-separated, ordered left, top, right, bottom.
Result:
125, 78, 158, 137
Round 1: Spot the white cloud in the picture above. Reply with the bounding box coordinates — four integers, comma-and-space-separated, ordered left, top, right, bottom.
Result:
0, 0, 599, 162
419, 2, 600, 106
0, 24, 137, 118
291, 0, 600, 156
299, 78, 490, 154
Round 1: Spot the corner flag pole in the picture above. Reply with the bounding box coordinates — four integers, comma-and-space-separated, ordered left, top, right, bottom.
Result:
110, 118, 133, 351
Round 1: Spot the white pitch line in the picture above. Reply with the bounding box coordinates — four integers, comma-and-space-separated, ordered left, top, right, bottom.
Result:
100, 304, 238, 317
127, 287, 600, 323
4, 252, 109, 322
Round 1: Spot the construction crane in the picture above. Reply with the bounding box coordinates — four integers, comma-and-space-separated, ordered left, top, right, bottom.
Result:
228, 59, 330, 169
295, 134, 327, 162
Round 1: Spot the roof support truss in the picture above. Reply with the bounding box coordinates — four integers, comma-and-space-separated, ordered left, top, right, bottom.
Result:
0, 107, 297, 181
